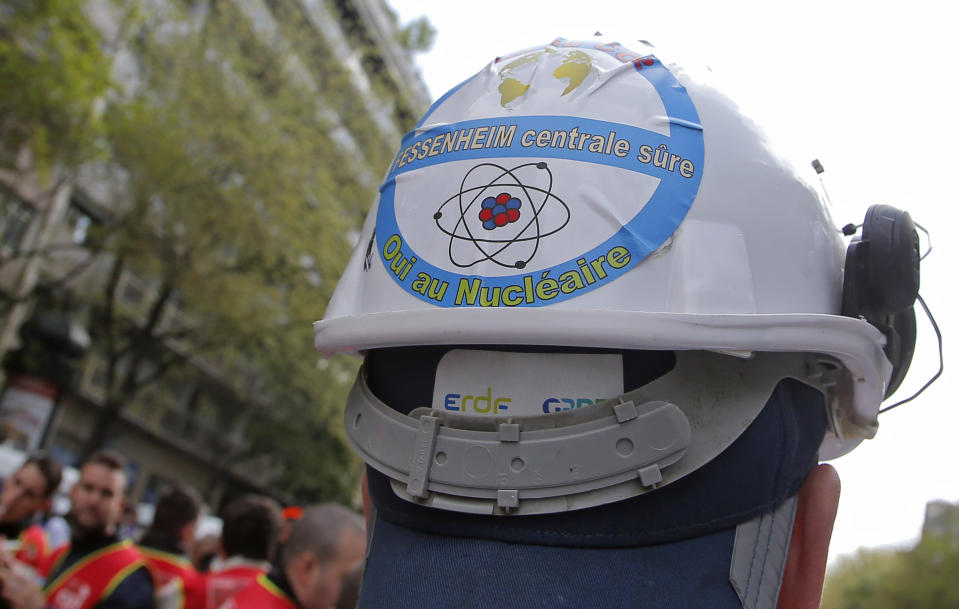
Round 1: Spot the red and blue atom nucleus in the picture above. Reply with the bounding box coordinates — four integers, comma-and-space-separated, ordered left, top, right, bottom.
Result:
479, 193, 522, 230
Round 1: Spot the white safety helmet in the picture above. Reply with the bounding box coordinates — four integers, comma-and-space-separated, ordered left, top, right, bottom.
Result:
315, 37, 920, 461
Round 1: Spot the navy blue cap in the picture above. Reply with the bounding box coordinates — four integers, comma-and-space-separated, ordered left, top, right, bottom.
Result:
357, 346, 827, 608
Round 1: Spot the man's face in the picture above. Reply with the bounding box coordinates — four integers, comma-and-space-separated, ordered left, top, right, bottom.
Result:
68, 464, 126, 536
301, 529, 366, 609
0, 463, 50, 524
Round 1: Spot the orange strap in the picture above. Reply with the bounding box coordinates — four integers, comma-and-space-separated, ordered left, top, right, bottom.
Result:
43, 540, 146, 609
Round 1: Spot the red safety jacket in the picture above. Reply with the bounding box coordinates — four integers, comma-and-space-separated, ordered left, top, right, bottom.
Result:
217, 573, 298, 609
139, 546, 197, 587
42, 539, 146, 609
14, 523, 50, 570
183, 564, 265, 609
140, 546, 198, 609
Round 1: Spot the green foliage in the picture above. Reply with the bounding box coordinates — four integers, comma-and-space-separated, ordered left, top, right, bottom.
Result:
0, 0, 116, 169
822, 532, 959, 609
242, 359, 362, 505
89, 1, 381, 500
0, 0, 401, 502
397, 16, 436, 53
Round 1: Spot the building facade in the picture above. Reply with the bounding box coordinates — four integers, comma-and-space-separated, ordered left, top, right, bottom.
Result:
0, 0, 429, 512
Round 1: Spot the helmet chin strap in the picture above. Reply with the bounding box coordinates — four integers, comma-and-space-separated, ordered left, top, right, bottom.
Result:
345, 351, 835, 516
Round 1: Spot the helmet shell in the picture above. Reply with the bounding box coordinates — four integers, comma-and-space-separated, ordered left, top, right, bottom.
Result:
315, 38, 891, 458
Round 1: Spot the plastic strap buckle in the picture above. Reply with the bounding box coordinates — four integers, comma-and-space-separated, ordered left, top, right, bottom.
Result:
406, 416, 440, 498
345, 351, 828, 516
345, 374, 691, 513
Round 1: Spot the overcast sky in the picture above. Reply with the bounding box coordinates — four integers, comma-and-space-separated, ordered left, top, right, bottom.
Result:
386, 0, 958, 565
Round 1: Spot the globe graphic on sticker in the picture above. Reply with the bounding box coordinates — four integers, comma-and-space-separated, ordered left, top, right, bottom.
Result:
498, 49, 594, 107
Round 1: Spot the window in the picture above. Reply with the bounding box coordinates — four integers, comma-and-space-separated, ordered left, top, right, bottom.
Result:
65, 203, 92, 245
0, 190, 35, 252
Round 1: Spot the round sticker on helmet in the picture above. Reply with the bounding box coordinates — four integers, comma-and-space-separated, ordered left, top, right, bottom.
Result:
375, 39, 704, 308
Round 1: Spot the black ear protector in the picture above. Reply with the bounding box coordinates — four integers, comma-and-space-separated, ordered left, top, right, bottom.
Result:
841, 204, 921, 318
841, 204, 921, 397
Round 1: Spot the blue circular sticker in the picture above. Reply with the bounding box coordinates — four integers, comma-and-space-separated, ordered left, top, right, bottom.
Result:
374, 39, 704, 308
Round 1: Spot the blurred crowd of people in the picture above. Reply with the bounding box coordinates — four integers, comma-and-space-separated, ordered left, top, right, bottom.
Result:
0, 449, 366, 609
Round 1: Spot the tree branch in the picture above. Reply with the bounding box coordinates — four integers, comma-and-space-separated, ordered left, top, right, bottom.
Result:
129, 351, 185, 393
101, 254, 125, 392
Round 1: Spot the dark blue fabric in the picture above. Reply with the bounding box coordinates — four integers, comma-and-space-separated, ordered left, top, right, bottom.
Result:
359, 346, 828, 609
360, 516, 741, 609
94, 567, 155, 609
365, 347, 826, 547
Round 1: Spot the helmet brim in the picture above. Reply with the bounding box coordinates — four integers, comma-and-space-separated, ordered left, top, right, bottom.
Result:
315, 308, 890, 459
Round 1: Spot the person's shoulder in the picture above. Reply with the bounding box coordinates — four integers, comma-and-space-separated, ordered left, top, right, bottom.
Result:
98, 564, 156, 609
218, 574, 294, 609
215, 565, 263, 577
182, 568, 209, 594
140, 546, 196, 578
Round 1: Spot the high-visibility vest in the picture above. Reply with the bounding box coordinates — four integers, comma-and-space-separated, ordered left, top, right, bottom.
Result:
139, 546, 197, 588
217, 573, 298, 609
183, 565, 264, 609
139, 546, 198, 609
43, 539, 146, 609
14, 524, 50, 570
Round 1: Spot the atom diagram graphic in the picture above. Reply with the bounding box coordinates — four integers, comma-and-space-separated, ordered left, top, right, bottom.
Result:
432, 162, 570, 270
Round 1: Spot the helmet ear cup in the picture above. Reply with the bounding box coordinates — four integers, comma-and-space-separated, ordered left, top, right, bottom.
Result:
840, 237, 866, 318
841, 204, 921, 396
882, 307, 917, 397
855, 204, 921, 317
